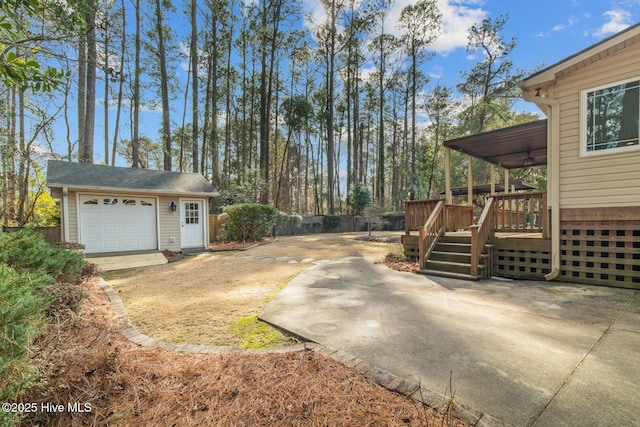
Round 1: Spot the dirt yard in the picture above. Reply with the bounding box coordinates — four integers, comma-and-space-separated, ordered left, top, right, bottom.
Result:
105, 232, 405, 347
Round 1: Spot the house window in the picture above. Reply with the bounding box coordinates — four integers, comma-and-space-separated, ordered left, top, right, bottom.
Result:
583, 78, 640, 155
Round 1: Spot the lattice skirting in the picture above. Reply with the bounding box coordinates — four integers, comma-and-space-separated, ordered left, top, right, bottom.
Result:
560, 207, 640, 289
492, 238, 551, 280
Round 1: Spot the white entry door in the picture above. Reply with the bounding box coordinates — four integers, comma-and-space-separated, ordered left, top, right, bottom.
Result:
180, 200, 205, 248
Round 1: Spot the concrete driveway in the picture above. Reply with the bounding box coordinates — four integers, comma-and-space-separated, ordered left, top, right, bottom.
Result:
260, 256, 640, 427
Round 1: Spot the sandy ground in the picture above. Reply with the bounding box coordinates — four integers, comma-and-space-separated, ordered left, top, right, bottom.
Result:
105, 232, 404, 346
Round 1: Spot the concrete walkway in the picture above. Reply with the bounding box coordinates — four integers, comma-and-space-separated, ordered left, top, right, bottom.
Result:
260, 256, 640, 427
87, 252, 167, 271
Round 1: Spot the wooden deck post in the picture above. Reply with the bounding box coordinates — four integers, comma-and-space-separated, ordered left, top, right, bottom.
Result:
445, 147, 452, 204
470, 225, 478, 277
490, 164, 496, 194
467, 155, 473, 207
504, 169, 510, 194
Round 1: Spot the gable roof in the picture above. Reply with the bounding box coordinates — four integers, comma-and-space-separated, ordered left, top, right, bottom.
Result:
522, 22, 640, 89
46, 160, 219, 196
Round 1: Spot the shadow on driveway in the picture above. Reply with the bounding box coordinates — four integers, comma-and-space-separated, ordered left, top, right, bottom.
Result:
260, 257, 640, 427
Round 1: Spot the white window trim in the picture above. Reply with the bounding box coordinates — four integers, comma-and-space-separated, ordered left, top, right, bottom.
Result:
580, 76, 640, 158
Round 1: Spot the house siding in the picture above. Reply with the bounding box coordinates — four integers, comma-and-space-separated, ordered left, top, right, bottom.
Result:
553, 42, 640, 208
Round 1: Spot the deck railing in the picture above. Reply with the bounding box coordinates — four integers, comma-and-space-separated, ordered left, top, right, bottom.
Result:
470, 197, 496, 278
418, 200, 446, 270
493, 191, 547, 236
446, 205, 474, 231
405, 199, 443, 234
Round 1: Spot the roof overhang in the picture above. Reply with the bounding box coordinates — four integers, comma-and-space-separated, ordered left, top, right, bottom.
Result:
521, 22, 640, 91
439, 181, 537, 197
444, 120, 547, 169
47, 183, 219, 198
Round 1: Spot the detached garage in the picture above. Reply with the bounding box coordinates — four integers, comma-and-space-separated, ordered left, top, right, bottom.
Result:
46, 160, 219, 254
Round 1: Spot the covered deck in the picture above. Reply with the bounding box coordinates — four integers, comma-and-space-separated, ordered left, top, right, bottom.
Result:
403, 120, 551, 280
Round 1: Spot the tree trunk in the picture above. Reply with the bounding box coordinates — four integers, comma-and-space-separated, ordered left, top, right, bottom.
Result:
84, 0, 96, 163
191, 0, 199, 173
112, 0, 126, 166
132, 0, 141, 167
155, 0, 172, 171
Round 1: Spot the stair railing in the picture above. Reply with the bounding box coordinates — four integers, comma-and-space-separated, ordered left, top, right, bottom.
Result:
470, 197, 496, 277
404, 199, 443, 234
418, 200, 446, 270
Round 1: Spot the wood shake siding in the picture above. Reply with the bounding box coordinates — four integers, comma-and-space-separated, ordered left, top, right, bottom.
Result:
158, 196, 181, 252
554, 42, 640, 208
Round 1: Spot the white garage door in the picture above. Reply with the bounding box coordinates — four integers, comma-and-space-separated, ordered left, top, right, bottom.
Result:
79, 195, 158, 254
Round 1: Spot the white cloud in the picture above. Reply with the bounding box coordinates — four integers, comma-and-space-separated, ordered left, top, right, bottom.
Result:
552, 16, 577, 33
302, 0, 486, 55
593, 9, 633, 37
431, 0, 488, 54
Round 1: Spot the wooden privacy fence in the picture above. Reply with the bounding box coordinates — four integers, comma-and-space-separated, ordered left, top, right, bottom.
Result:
2, 226, 62, 244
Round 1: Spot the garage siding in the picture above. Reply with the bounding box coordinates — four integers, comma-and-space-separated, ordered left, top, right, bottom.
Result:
158, 195, 181, 252
68, 192, 78, 243
65, 191, 207, 253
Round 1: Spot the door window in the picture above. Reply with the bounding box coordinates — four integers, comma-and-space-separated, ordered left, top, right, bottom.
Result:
184, 202, 199, 224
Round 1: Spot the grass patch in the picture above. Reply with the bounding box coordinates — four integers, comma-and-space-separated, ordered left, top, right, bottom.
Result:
228, 315, 294, 349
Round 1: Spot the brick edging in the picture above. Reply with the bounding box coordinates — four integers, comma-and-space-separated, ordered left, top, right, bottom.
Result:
97, 277, 310, 354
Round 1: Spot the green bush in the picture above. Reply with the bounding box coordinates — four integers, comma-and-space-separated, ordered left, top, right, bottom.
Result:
0, 229, 86, 425
0, 228, 85, 284
347, 183, 372, 215
0, 266, 50, 401
323, 215, 342, 232
224, 203, 278, 243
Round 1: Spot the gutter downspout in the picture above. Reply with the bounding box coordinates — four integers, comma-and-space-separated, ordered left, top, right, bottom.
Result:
521, 89, 561, 280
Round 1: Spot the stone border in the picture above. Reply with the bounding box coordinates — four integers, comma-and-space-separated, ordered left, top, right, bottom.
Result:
98, 277, 509, 427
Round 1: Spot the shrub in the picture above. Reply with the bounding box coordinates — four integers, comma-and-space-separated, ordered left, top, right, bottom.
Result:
323, 215, 342, 232
0, 227, 85, 284
224, 204, 278, 244
0, 229, 86, 426
347, 183, 372, 215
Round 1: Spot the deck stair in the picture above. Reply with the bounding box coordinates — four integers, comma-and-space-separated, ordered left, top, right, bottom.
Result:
419, 234, 490, 280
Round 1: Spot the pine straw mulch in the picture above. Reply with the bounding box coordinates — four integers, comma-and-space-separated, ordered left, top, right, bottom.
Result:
384, 253, 420, 273
21, 275, 469, 427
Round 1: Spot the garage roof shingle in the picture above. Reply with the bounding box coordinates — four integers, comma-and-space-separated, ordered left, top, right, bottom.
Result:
47, 160, 219, 196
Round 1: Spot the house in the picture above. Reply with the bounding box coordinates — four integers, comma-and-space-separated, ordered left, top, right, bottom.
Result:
46, 160, 219, 254
403, 23, 640, 289
519, 22, 640, 288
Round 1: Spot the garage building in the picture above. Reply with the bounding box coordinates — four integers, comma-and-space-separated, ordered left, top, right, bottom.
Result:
46, 160, 219, 254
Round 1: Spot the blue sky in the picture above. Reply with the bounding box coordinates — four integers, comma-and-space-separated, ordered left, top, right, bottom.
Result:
364, 0, 640, 112
47, 0, 640, 166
